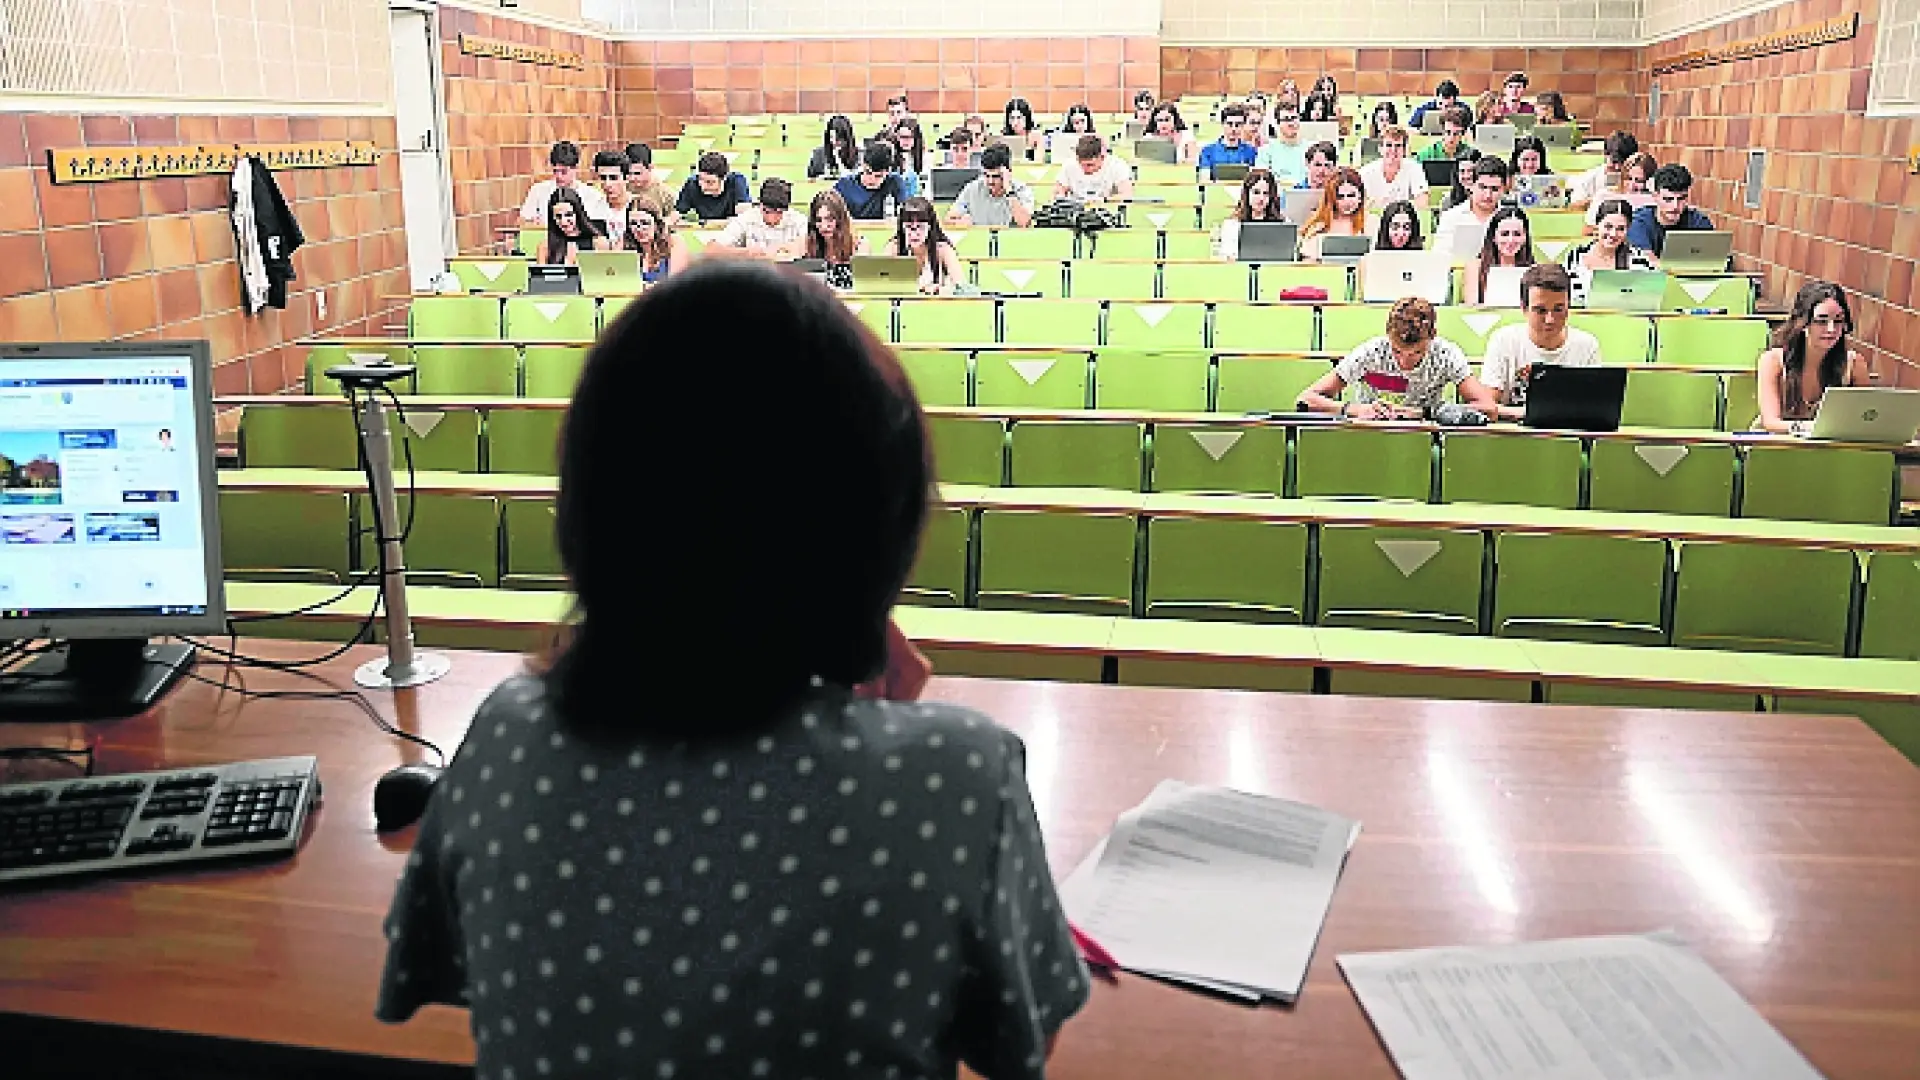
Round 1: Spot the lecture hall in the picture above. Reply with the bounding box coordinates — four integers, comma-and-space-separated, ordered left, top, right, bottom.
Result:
2, 0, 1919, 1076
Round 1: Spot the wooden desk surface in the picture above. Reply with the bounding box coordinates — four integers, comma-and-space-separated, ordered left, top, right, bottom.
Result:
2, 642, 1918, 1077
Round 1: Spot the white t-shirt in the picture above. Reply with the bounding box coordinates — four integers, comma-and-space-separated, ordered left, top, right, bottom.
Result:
1432, 201, 1495, 260
1335, 336, 1472, 411
1478, 325, 1603, 406
1054, 157, 1131, 202
716, 209, 806, 254
520, 179, 613, 231
1568, 163, 1610, 205
1357, 157, 1430, 211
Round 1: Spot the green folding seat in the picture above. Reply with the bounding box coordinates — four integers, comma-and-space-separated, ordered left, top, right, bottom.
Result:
1150, 424, 1287, 495
1067, 262, 1157, 301
1587, 439, 1735, 516
1740, 445, 1896, 525
1294, 426, 1434, 501
1434, 307, 1522, 358
1320, 305, 1389, 354
1661, 276, 1753, 315
1002, 300, 1100, 347
1440, 432, 1583, 509
1145, 517, 1308, 622
898, 349, 971, 407
1214, 356, 1333, 413
1008, 421, 1143, 490
387, 407, 483, 473
1093, 351, 1209, 411
447, 257, 530, 294
1132, 207, 1197, 232
1161, 231, 1214, 260
1620, 369, 1721, 429
487, 408, 563, 475
1315, 524, 1484, 634
903, 504, 970, 607
599, 295, 636, 327
504, 295, 597, 341
974, 350, 1089, 409
1105, 302, 1207, 350
1722, 372, 1758, 432
1568, 312, 1652, 363
976, 261, 1066, 298
977, 509, 1136, 615
927, 415, 1005, 486
1493, 532, 1668, 645
1672, 541, 1856, 655
306, 342, 410, 396
240, 404, 358, 469
1258, 264, 1351, 301
219, 490, 353, 584
1860, 551, 1920, 661
841, 297, 896, 342
1089, 229, 1159, 260
356, 493, 502, 588
501, 497, 565, 591
993, 229, 1076, 260
1160, 263, 1253, 302
522, 346, 589, 399
413, 345, 520, 396
409, 295, 503, 340
515, 226, 545, 257
897, 299, 995, 345
1211, 304, 1317, 353
949, 229, 992, 259
1654, 316, 1770, 367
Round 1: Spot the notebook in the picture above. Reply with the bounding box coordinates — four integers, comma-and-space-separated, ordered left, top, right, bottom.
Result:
576, 251, 642, 295
1421, 158, 1459, 190
1806, 388, 1920, 445
930, 167, 980, 201
1133, 137, 1179, 165
1236, 221, 1298, 263
1481, 265, 1525, 308
1524, 365, 1627, 431
1360, 250, 1451, 304
1319, 235, 1372, 264
1585, 269, 1668, 312
1659, 230, 1733, 274
1281, 188, 1323, 225
1477, 123, 1517, 159
848, 255, 921, 296
527, 265, 582, 295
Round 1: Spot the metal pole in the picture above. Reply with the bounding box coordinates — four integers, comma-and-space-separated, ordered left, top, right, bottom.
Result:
353, 392, 449, 690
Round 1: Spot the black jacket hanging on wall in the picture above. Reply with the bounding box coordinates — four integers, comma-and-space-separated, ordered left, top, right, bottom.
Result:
230, 155, 305, 313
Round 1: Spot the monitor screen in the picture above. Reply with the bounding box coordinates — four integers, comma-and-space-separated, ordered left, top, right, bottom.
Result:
0, 342, 224, 639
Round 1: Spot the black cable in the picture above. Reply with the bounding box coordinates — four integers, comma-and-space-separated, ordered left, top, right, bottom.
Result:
178, 665, 446, 765
0, 745, 95, 776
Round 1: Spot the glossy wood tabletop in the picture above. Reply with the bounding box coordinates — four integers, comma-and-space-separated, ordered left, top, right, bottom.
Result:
2, 642, 1918, 1078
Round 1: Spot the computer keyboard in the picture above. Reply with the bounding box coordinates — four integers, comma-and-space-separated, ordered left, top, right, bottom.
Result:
0, 756, 319, 885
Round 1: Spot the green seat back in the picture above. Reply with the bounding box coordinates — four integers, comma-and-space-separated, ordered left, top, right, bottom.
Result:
515, 227, 545, 257
1094, 351, 1209, 411
1740, 445, 1896, 525
240, 404, 358, 469
1661, 277, 1753, 315
1161, 263, 1253, 302
993, 229, 1076, 260
1003, 300, 1100, 347
1440, 432, 1583, 509
974, 350, 1089, 409
504, 296, 597, 341
1151, 424, 1287, 495
1493, 531, 1668, 645
522, 346, 589, 398
950, 229, 991, 259
1068, 262, 1157, 301
1587, 439, 1735, 516
1295, 426, 1434, 500
1316, 524, 1484, 635
1673, 541, 1855, 655
904, 504, 970, 607
357, 493, 501, 588
1655, 316, 1770, 366
1568, 312, 1652, 363
897, 299, 995, 345
1435, 308, 1523, 358
306, 342, 410, 396
977, 509, 1135, 615
927, 416, 1005, 485
390, 407, 483, 473
898, 349, 971, 406
1145, 517, 1307, 623
410, 296, 503, 340
1132, 207, 1195, 232
1259, 264, 1350, 301
1089, 230, 1159, 260
975, 261, 1066, 298
219, 490, 352, 584
1320, 305, 1389, 353
1105, 302, 1206, 349
1211, 305, 1317, 353
487, 408, 562, 475
1215, 355, 1333, 412
1722, 372, 1757, 432
501, 497, 564, 590
599, 295, 635, 326
1008, 420, 1143, 489
1161, 231, 1213, 260
1861, 551, 1920, 661
447, 257, 530, 294
842, 298, 895, 342
1527, 212, 1586, 240
1621, 368, 1722, 429
413, 345, 520, 396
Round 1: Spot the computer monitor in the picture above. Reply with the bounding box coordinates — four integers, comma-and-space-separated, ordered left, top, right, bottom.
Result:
0, 341, 224, 718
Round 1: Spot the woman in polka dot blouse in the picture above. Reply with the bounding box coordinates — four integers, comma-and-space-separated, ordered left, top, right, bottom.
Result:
376, 261, 1090, 1079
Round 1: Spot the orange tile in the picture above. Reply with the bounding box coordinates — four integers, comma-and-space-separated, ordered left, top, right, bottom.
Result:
831, 40, 869, 65
106, 276, 159, 338
1091, 39, 1123, 65
1125, 37, 1158, 64
0, 290, 56, 339
0, 168, 39, 234
1048, 39, 1087, 63
34, 170, 93, 229
99, 219, 152, 277
46, 225, 101, 289
1015, 40, 1048, 63
51, 282, 110, 340
0, 114, 26, 168
190, 211, 234, 264
0, 232, 48, 298
156, 267, 201, 324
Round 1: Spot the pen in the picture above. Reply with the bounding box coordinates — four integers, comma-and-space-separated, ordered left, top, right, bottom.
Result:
1068, 922, 1118, 970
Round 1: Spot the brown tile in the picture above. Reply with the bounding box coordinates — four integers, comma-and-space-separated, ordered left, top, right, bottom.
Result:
81, 116, 134, 147
33, 169, 93, 229
100, 218, 156, 278
92, 177, 143, 222
23, 114, 81, 159
190, 211, 235, 263
140, 177, 189, 216
45, 226, 102, 289
51, 282, 110, 340
0, 290, 57, 339
155, 267, 201, 324
106, 276, 159, 338
0, 167, 41, 233
0, 232, 48, 298
146, 214, 196, 270
0, 115, 27, 168
183, 174, 228, 212
131, 115, 179, 145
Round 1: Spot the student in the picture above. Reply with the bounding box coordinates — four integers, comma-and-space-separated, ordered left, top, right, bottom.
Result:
1299, 166, 1366, 261
1301, 92, 1337, 123
622, 203, 690, 283
944, 126, 978, 167
1297, 296, 1495, 419
709, 178, 806, 258
1275, 78, 1302, 113
888, 118, 928, 199
1465, 205, 1536, 305
1133, 89, 1157, 126
1409, 80, 1462, 132
1058, 104, 1098, 139
949, 143, 1035, 228
1311, 74, 1341, 114
1434, 155, 1508, 257
1509, 136, 1551, 177
520, 140, 611, 225
961, 114, 989, 145
871, 94, 912, 140
1563, 198, 1657, 306
1253, 106, 1307, 184
622, 142, 673, 220
1586, 151, 1656, 227
1213, 167, 1285, 259
1296, 140, 1339, 191
802, 190, 869, 290
1197, 104, 1258, 178
1417, 107, 1477, 162
1365, 100, 1399, 141
541, 188, 603, 265
1358, 124, 1428, 211
833, 141, 910, 221
1003, 97, 1046, 160
1628, 163, 1713, 256
674, 151, 752, 224
591, 149, 631, 237
885, 196, 963, 296
1053, 135, 1134, 202
1443, 152, 1482, 210
1479, 264, 1602, 419
1374, 199, 1425, 251
376, 260, 1089, 1079
1536, 91, 1574, 123
1241, 97, 1273, 147
808, 115, 861, 179
1146, 103, 1199, 164
1495, 72, 1535, 118
1569, 131, 1639, 208
1472, 90, 1500, 128
1754, 281, 1869, 434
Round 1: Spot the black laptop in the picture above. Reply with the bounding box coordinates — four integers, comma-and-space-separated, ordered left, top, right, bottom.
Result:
930, 167, 980, 201
1421, 158, 1459, 190
1236, 221, 1298, 263
528, 265, 582, 295
1523, 365, 1628, 431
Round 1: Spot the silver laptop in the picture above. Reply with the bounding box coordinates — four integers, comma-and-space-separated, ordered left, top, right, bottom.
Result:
1361, 250, 1451, 304
930, 167, 980, 201
1133, 138, 1178, 165
1236, 221, 1298, 263
1482, 265, 1524, 307
1509, 113, 1538, 134
1806, 388, 1920, 445
1281, 187, 1323, 225
1585, 269, 1668, 312
1357, 138, 1381, 164
1477, 123, 1517, 158
1419, 109, 1445, 135
1319, 235, 1372, 264
1124, 120, 1149, 141
1512, 173, 1567, 210
1659, 230, 1733, 274
1298, 121, 1340, 148
848, 255, 922, 296
1534, 124, 1577, 149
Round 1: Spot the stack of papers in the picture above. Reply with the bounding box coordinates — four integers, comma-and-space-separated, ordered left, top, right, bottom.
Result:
1059, 780, 1361, 1002
1340, 933, 1826, 1079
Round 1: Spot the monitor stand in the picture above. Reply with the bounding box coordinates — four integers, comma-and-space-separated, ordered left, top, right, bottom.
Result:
0, 639, 196, 721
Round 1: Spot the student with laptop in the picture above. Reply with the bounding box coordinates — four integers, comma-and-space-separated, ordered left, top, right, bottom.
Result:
1409, 80, 1462, 133
1365, 101, 1400, 142
1434, 156, 1510, 259
1569, 131, 1638, 208
883, 197, 963, 296
1053, 135, 1134, 202
1417, 107, 1477, 162
1536, 91, 1574, 123
706, 178, 806, 259
809, 115, 862, 179
1253, 106, 1308, 185
1562, 198, 1659, 306
1465, 206, 1536, 305
802, 191, 869, 290
834, 141, 911, 221
1629, 163, 1714, 256
1197, 104, 1259, 179
675, 151, 753, 225
1586, 151, 1656, 227
520, 140, 612, 227
1374, 200, 1425, 251
541, 188, 605, 265
1478, 265, 1602, 420
947, 143, 1034, 227
1754, 281, 1870, 434
1509, 136, 1551, 177
1213, 168, 1288, 259
1296, 140, 1339, 191
621, 204, 689, 283
1299, 167, 1367, 262
1358, 124, 1429, 211
1297, 297, 1496, 419
1002, 97, 1047, 161
1146, 103, 1200, 165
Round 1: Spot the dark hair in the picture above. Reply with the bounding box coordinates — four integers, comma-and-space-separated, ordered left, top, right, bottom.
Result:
1367, 100, 1400, 140
1003, 97, 1036, 136
548, 140, 581, 168
1134, 89, 1156, 110
1448, 151, 1483, 205
1074, 134, 1104, 161
1591, 198, 1638, 267
1473, 155, 1510, 183
1375, 199, 1424, 250
547, 263, 930, 738
1776, 280, 1854, 416
1519, 262, 1571, 306
1234, 168, 1283, 222
1149, 103, 1187, 133
1313, 75, 1339, 97
805, 190, 856, 264
1602, 131, 1639, 164
1302, 92, 1336, 122
623, 202, 671, 268
1062, 104, 1096, 134
890, 196, 951, 285
1504, 71, 1529, 88
1622, 152, 1659, 185
544, 187, 593, 264
696, 151, 730, 177
1444, 104, 1474, 132
1220, 104, 1248, 124
1305, 140, 1338, 166
592, 149, 628, 173
862, 140, 895, 173
889, 117, 925, 175
823, 115, 858, 171
887, 94, 909, 110
979, 143, 1013, 172
623, 142, 653, 169
1510, 135, 1551, 174
1386, 296, 1437, 346
1436, 79, 1460, 99
1537, 91, 1572, 122
1653, 162, 1694, 194
759, 177, 793, 211
1476, 204, 1536, 298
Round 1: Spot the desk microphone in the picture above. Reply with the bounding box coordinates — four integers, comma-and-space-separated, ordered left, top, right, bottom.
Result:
1428, 402, 1490, 427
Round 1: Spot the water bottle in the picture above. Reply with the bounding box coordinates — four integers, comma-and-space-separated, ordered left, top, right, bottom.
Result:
883, 194, 898, 222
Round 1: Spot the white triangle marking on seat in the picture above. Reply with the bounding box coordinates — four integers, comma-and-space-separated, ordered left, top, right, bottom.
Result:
1147, 212, 1172, 229
403, 412, 444, 438
348, 352, 390, 364
534, 302, 568, 323
1463, 313, 1503, 336
844, 302, 866, 315
948, 231, 969, 248
1000, 269, 1035, 288
1635, 444, 1689, 477
1132, 304, 1174, 328
1376, 539, 1441, 578
475, 262, 507, 282
1190, 430, 1242, 461
1009, 359, 1056, 386
1680, 281, 1718, 304
1536, 240, 1570, 259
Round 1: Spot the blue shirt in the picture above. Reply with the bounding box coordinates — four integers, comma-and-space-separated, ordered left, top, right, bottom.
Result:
1628, 203, 1714, 255
1196, 139, 1257, 177
833, 172, 908, 220
1254, 140, 1308, 184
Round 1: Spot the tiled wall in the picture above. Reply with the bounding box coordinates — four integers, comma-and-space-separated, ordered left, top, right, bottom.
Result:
1161, 46, 1644, 127
1163, 0, 1642, 46
611, 37, 1162, 141
438, 5, 620, 256
0, 112, 409, 397
1640, 0, 1920, 384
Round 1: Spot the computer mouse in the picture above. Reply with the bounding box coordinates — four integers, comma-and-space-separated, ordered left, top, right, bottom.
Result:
373, 763, 444, 832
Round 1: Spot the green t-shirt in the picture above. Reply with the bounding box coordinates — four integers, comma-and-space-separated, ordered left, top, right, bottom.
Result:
1417, 140, 1477, 162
